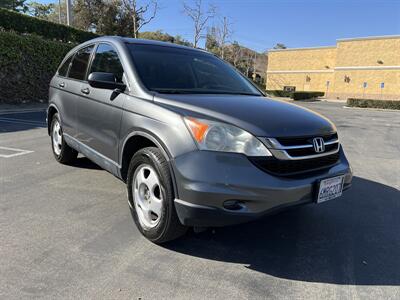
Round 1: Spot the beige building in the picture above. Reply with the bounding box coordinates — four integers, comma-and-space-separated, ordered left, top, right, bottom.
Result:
266, 35, 400, 100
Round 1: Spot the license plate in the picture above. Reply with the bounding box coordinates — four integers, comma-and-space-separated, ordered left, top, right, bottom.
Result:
317, 175, 344, 203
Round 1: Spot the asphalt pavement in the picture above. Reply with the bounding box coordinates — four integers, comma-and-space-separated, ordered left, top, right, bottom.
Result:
0, 101, 399, 299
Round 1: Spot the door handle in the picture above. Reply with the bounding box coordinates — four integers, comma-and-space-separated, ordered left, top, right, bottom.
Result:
81, 88, 90, 95
59, 82, 65, 88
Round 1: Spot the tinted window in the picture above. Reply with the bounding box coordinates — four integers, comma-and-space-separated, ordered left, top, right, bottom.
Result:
89, 44, 124, 82
58, 55, 73, 77
126, 44, 260, 95
69, 45, 94, 80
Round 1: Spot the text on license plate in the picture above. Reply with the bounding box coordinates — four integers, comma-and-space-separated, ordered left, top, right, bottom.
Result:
317, 175, 344, 203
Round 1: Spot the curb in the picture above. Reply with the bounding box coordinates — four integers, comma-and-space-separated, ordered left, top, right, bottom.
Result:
0, 104, 47, 114
343, 106, 400, 112
0, 108, 47, 115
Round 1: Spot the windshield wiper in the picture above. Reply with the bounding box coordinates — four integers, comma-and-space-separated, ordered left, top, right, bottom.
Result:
230, 92, 261, 96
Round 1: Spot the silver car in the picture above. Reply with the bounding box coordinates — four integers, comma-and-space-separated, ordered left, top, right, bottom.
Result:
47, 37, 352, 243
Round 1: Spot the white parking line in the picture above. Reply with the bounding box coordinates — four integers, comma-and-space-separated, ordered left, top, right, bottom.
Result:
0, 146, 34, 158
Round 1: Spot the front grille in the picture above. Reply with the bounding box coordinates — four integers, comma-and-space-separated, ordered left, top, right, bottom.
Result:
286, 143, 339, 157
276, 133, 338, 147
250, 152, 340, 176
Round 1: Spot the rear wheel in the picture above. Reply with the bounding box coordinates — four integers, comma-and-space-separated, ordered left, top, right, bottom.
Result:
50, 113, 78, 164
127, 147, 187, 243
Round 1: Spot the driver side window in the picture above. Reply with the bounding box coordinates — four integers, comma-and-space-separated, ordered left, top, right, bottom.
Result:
89, 43, 124, 83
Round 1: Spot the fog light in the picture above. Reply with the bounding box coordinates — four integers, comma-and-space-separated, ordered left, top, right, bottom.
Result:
223, 200, 245, 211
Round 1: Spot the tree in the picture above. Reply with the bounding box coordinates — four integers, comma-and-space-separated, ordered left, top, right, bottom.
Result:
273, 43, 287, 49
215, 16, 232, 59
35, 0, 66, 24
121, 0, 159, 38
73, 0, 134, 35
139, 30, 192, 46
27, 1, 55, 20
228, 41, 242, 68
0, 0, 28, 12
205, 26, 219, 54
174, 34, 192, 47
253, 51, 268, 82
243, 51, 255, 77
73, 0, 106, 31
183, 0, 216, 48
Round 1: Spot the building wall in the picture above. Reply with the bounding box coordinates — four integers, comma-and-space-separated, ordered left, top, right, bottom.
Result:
267, 47, 336, 71
266, 36, 400, 100
267, 47, 336, 93
331, 37, 400, 100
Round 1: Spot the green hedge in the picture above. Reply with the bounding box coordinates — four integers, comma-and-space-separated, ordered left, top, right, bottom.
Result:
0, 8, 97, 43
0, 30, 74, 103
254, 81, 266, 91
266, 90, 293, 97
291, 91, 324, 100
347, 98, 400, 110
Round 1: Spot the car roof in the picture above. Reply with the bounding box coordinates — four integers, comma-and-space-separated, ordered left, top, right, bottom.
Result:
86, 36, 207, 53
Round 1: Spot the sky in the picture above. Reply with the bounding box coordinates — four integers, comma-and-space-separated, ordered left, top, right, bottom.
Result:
39, 0, 400, 52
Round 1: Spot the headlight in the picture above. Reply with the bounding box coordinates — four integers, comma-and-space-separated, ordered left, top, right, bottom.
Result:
184, 117, 272, 156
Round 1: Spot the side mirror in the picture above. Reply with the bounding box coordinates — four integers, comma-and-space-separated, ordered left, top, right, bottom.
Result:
88, 72, 126, 91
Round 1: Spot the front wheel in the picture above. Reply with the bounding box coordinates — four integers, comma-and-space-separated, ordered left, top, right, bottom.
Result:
127, 147, 187, 243
50, 113, 78, 164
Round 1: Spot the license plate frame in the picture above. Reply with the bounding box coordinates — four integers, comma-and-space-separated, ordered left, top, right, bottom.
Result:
316, 175, 345, 203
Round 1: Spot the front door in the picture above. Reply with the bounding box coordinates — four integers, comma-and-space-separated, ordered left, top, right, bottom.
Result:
76, 43, 127, 168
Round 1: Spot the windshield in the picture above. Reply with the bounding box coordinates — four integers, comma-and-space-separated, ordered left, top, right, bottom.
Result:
126, 44, 261, 96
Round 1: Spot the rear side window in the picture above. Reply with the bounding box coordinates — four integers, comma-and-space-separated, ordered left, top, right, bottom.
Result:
69, 45, 94, 80
58, 55, 73, 77
89, 43, 124, 83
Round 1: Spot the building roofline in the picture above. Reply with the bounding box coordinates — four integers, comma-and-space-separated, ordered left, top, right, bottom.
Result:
268, 34, 400, 53
268, 45, 336, 52
337, 34, 400, 42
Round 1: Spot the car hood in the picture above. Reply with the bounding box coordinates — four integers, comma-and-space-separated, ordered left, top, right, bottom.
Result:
154, 94, 336, 137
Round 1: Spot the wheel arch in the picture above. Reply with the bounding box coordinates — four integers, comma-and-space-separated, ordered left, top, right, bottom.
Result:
119, 131, 178, 197
47, 104, 59, 135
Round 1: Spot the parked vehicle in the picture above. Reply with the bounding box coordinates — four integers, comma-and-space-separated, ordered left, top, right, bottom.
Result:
48, 37, 352, 243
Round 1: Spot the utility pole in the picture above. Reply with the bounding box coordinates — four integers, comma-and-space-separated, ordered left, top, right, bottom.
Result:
66, 0, 72, 26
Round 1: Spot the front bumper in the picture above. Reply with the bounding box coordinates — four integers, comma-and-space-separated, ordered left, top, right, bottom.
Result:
172, 146, 352, 227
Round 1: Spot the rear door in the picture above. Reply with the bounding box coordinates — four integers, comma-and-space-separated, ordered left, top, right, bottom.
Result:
76, 43, 127, 166
53, 54, 77, 137
65, 44, 95, 139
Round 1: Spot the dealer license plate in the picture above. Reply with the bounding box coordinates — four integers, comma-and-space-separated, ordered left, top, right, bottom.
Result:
317, 175, 344, 203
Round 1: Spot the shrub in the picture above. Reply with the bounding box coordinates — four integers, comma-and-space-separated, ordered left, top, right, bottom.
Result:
347, 98, 400, 110
0, 30, 74, 103
266, 90, 293, 97
0, 8, 97, 43
254, 81, 266, 91
291, 91, 324, 100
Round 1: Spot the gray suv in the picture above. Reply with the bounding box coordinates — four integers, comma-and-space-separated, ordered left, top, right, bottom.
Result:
48, 37, 352, 243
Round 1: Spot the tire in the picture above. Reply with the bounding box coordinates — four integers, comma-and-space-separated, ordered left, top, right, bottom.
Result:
127, 147, 187, 243
50, 113, 78, 164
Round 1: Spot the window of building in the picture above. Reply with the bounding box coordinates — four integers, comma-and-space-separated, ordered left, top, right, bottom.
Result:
283, 86, 296, 92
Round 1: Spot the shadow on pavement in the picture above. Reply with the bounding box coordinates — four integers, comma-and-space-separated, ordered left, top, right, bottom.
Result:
0, 111, 47, 133
164, 176, 400, 285
72, 157, 103, 170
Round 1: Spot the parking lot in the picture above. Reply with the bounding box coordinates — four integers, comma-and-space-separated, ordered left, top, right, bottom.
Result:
0, 101, 399, 299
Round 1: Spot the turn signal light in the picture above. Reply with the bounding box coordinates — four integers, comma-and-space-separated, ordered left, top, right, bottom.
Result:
184, 117, 209, 142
